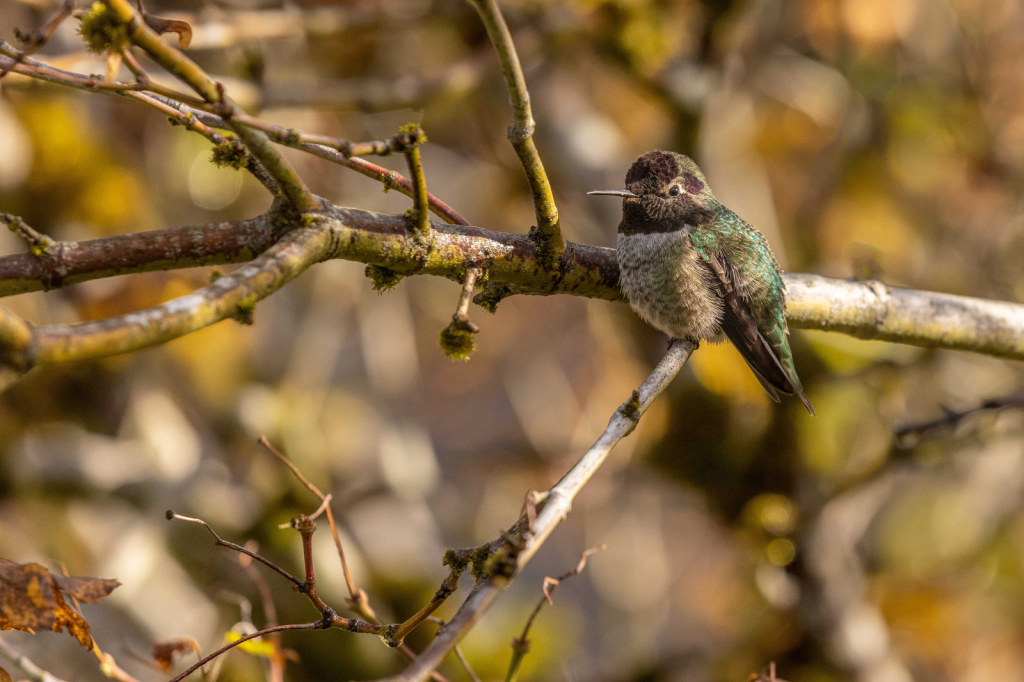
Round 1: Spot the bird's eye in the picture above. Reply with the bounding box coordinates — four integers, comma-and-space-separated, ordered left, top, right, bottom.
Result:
668, 185, 682, 197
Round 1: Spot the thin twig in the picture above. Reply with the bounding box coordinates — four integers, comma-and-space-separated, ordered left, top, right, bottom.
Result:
294, 144, 470, 226
0, 43, 209, 105
377, 339, 696, 682
226, 115, 422, 159
426, 618, 482, 682
504, 546, 604, 682
256, 437, 453, 682
257, 437, 359, 600
454, 269, 480, 329
895, 393, 1024, 446
167, 622, 322, 682
124, 92, 278, 192
439, 268, 481, 360
467, 0, 562, 262
0, 214, 57, 258
388, 568, 464, 646
0, 636, 69, 682
106, 0, 320, 212
166, 510, 304, 588
0, 0, 74, 78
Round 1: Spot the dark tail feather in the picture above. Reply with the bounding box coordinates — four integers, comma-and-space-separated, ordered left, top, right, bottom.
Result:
746, 363, 782, 404
703, 254, 814, 415
720, 317, 815, 415
756, 335, 815, 416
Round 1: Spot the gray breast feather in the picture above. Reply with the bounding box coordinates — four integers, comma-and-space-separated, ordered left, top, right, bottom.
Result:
617, 230, 723, 341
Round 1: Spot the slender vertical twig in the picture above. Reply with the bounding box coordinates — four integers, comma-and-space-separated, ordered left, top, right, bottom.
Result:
257, 437, 359, 600
504, 546, 604, 682
257, 437, 454, 682
467, 0, 562, 263
400, 126, 431, 238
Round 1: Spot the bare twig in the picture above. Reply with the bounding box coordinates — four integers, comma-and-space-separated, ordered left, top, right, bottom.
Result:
293, 144, 470, 226
425, 618, 481, 682
256, 437, 453, 682
0, 636, 69, 682
0, 214, 58, 260
167, 510, 305, 589
0, 0, 74, 78
377, 339, 696, 682
467, 0, 562, 263
105, 0, 320, 212
895, 393, 1024, 446
257, 437, 359, 600
504, 546, 604, 682
0, 42, 210, 106
387, 567, 464, 647
226, 116, 423, 159
124, 91, 278, 192
167, 622, 323, 682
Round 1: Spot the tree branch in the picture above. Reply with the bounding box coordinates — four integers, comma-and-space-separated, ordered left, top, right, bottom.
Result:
783, 274, 1024, 360
105, 0, 320, 212
1, 205, 1023, 382
0, 216, 278, 297
467, 0, 562, 263
377, 339, 696, 682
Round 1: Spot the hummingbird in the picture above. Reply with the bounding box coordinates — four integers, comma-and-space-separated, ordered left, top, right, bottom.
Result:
590, 150, 814, 415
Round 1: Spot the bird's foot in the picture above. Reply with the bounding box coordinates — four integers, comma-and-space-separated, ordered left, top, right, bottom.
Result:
668, 336, 700, 350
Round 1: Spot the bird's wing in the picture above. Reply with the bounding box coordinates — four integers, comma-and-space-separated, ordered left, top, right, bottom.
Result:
703, 254, 798, 405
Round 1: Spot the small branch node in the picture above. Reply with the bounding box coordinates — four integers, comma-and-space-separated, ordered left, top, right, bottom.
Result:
622, 389, 642, 420
439, 268, 482, 361
1, 214, 58, 260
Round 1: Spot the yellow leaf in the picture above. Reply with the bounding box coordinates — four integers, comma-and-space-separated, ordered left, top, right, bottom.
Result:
226, 630, 278, 658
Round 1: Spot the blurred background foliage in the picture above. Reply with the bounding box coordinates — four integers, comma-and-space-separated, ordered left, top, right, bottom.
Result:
2, 0, 1024, 680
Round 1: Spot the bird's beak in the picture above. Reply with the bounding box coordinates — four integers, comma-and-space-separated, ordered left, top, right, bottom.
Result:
587, 190, 638, 198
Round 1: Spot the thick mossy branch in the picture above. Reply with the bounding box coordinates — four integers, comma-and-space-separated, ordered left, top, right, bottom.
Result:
2, 203, 1024, 377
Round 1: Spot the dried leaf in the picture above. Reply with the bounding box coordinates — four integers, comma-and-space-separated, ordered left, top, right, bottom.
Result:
0, 665, 12, 682
0, 558, 120, 649
152, 637, 201, 672
53, 574, 121, 603
142, 14, 192, 49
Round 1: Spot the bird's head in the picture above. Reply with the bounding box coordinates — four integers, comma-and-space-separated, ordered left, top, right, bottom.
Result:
589, 151, 714, 234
